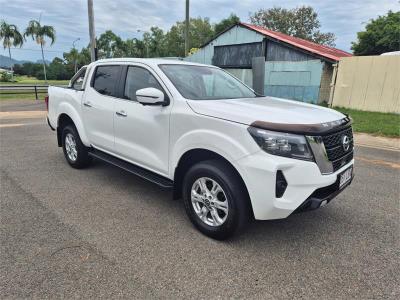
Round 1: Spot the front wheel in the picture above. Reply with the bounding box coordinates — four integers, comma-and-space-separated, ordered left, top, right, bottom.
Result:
182, 160, 250, 240
61, 125, 92, 169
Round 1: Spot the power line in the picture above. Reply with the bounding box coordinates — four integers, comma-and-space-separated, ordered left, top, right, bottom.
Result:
5, 47, 65, 53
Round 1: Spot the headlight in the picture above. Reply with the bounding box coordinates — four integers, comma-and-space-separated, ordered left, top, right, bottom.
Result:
247, 127, 314, 161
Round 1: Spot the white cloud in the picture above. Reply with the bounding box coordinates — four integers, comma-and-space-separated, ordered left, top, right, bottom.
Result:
1, 0, 398, 61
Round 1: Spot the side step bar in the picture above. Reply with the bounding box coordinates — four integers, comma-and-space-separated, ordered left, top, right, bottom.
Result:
88, 149, 174, 189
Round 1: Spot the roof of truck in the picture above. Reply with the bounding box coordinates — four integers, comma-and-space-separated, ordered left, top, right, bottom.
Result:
92, 58, 209, 67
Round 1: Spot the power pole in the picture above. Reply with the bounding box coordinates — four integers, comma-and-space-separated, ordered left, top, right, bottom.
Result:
72, 38, 80, 73
184, 0, 189, 56
87, 0, 97, 62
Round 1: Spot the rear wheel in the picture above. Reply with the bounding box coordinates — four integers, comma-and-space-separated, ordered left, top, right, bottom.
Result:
61, 125, 91, 168
182, 160, 250, 240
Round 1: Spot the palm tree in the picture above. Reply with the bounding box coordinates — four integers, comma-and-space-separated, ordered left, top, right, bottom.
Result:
24, 20, 55, 81
0, 20, 24, 79
63, 48, 80, 73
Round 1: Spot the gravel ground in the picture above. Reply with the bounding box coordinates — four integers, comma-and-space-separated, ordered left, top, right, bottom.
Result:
1, 101, 399, 299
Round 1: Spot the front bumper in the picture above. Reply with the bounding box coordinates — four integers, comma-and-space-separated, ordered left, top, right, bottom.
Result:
294, 173, 353, 213
234, 150, 354, 220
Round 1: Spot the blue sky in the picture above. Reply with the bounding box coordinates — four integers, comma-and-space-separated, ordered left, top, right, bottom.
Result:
1, 0, 399, 62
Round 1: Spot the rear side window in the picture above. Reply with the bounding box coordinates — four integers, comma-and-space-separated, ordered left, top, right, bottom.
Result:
92, 65, 120, 97
124, 66, 164, 101
71, 67, 87, 90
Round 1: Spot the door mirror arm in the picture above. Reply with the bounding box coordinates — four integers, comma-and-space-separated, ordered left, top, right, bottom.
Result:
162, 95, 170, 106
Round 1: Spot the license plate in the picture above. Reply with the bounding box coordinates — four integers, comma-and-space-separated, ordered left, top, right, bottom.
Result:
339, 166, 353, 189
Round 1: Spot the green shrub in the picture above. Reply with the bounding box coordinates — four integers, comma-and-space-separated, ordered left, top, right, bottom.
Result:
0, 72, 12, 82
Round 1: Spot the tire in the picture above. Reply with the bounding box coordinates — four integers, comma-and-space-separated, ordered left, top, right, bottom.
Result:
182, 160, 250, 240
61, 124, 92, 169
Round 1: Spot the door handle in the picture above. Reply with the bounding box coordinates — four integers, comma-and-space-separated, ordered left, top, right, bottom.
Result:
116, 110, 127, 117
83, 101, 92, 107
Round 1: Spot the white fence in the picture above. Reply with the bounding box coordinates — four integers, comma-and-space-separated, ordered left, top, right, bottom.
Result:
331, 56, 400, 113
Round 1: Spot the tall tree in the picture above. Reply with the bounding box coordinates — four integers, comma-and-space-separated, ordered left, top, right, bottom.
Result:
190, 17, 214, 48
165, 17, 214, 57
164, 23, 185, 57
0, 20, 24, 79
62, 46, 93, 71
214, 14, 240, 35
352, 11, 400, 55
249, 6, 336, 46
46, 57, 74, 80
125, 38, 146, 58
147, 27, 167, 57
97, 30, 125, 58
24, 20, 56, 81
63, 48, 80, 72
79, 47, 92, 65
137, 27, 170, 58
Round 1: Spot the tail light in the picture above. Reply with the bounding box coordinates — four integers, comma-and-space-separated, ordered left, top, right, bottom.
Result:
44, 95, 49, 111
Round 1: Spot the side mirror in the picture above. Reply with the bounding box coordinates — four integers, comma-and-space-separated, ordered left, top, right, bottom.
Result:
71, 77, 84, 90
136, 88, 166, 105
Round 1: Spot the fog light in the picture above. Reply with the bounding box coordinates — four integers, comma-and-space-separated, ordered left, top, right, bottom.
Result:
276, 170, 287, 198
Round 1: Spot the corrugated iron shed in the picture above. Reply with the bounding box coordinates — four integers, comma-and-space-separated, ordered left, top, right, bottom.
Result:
240, 23, 352, 62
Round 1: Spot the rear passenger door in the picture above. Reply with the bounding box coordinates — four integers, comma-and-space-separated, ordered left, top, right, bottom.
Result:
83, 65, 122, 152
114, 65, 172, 176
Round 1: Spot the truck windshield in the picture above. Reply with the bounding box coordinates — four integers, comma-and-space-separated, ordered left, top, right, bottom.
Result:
159, 64, 256, 100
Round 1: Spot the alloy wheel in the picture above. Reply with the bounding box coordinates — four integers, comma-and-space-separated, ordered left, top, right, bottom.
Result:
191, 177, 229, 226
65, 133, 78, 162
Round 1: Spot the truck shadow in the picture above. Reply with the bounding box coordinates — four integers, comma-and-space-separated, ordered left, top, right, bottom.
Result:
89, 158, 356, 248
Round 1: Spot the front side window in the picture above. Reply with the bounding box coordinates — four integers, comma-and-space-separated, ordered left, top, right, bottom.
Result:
71, 67, 86, 90
159, 64, 256, 100
124, 66, 164, 101
92, 65, 120, 97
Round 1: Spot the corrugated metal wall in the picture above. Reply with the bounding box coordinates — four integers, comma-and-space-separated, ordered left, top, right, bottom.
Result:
332, 56, 400, 113
266, 40, 314, 61
264, 60, 323, 104
213, 42, 262, 67
184, 25, 264, 65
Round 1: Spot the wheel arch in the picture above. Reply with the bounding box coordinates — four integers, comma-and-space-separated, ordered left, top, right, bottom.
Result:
57, 114, 73, 146
56, 103, 90, 147
173, 148, 253, 217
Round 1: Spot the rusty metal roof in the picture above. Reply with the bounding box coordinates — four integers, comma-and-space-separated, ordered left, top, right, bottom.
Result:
240, 22, 352, 62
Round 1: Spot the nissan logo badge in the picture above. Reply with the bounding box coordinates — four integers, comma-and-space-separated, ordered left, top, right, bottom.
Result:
342, 135, 350, 152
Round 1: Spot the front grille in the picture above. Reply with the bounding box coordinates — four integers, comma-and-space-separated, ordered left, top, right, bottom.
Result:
332, 151, 353, 171
322, 126, 353, 148
325, 140, 354, 161
321, 126, 354, 172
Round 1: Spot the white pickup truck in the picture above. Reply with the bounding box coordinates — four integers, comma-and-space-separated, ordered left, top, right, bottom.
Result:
47, 58, 354, 239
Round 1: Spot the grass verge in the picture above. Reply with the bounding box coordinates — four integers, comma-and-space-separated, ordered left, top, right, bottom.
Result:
0, 75, 69, 86
0, 93, 47, 101
333, 107, 399, 137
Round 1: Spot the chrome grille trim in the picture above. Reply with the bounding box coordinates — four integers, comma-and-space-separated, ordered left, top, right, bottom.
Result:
307, 125, 354, 174
307, 136, 333, 174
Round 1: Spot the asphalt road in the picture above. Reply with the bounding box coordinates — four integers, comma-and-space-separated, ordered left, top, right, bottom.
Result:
1, 100, 399, 299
